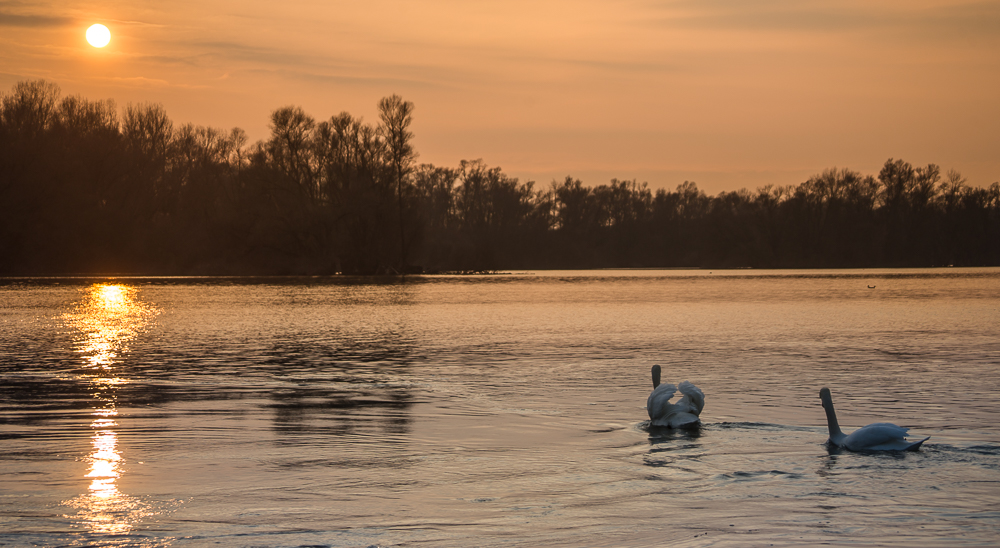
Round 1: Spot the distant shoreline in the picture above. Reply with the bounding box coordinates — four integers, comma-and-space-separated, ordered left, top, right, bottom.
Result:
3, 81, 998, 277
3, 266, 998, 286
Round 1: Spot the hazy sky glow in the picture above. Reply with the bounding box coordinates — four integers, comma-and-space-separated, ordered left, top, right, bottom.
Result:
2, 0, 998, 193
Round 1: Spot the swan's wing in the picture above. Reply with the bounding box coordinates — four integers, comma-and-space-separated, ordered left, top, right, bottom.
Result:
866, 436, 930, 451
844, 423, 926, 451
647, 383, 677, 421
677, 381, 705, 416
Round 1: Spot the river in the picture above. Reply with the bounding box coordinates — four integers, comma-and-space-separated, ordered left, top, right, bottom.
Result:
1, 269, 998, 547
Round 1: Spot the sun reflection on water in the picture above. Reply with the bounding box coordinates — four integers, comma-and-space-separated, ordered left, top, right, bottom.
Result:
60, 283, 159, 538
66, 283, 158, 369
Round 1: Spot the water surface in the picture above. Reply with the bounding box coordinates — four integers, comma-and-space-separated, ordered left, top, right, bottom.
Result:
1, 269, 998, 546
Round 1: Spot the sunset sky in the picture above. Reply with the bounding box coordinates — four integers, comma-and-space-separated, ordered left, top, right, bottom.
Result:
2, 0, 998, 194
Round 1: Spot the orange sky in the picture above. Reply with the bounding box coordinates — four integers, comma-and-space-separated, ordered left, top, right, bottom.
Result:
2, 0, 998, 194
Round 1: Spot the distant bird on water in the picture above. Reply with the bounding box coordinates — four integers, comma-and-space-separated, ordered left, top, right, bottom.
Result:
819, 387, 928, 451
867, 285, 876, 289
647, 365, 704, 428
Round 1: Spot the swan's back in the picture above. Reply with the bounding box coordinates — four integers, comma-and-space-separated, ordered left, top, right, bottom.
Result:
647, 380, 703, 428
843, 423, 929, 451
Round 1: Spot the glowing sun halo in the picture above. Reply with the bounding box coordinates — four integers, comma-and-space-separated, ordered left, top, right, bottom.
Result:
86, 24, 111, 48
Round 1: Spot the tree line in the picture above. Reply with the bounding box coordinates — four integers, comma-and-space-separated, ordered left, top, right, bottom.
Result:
1, 80, 998, 275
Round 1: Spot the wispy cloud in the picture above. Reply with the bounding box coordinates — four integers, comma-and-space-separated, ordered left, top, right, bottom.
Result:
643, 0, 1000, 39
103, 75, 210, 90
0, 10, 72, 28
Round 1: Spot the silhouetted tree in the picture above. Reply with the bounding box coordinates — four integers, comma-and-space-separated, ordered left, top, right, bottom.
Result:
411, 164, 459, 270
378, 95, 417, 272
2, 80, 997, 275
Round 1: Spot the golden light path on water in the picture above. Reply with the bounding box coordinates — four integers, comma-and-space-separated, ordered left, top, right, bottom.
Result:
60, 284, 159, 538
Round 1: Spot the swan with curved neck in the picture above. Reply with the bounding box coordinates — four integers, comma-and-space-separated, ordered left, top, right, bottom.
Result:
820, 387, 928, 451
647, 365, 704, 428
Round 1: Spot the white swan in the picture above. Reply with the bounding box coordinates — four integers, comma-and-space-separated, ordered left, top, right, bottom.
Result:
819, 387, 928, 451
647, 365, 704, 428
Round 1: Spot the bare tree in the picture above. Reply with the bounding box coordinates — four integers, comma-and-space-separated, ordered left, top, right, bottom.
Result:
378, 95, 417, 272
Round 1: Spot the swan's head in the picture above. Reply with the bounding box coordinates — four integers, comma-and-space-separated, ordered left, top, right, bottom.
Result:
651, 364, 661, 389
819, 387, 833, 409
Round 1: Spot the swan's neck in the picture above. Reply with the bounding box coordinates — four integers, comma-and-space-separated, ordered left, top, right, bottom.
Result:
820, 390, 844, 440
651, 365, 661, 389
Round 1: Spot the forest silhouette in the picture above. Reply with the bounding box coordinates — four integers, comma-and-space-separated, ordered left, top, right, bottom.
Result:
2, 80, 998, 275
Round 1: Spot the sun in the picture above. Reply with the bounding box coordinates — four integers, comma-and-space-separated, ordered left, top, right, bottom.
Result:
86, 24, 111, 48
